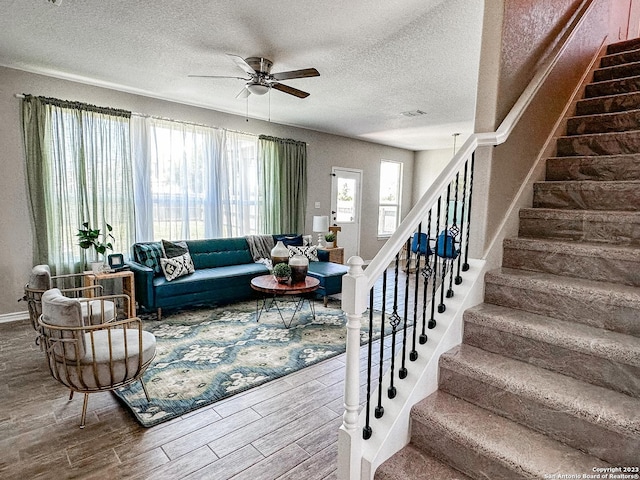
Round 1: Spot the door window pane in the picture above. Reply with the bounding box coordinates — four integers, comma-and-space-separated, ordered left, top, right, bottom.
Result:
336, 177, 356, 223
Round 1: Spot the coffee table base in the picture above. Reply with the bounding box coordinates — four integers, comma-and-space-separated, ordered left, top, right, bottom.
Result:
255, 294, 316, 328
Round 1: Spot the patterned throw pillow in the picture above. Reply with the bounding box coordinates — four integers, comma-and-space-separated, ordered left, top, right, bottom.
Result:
287, 245, 319, 262
160, 252, 195, 281
133, 242, 164, 276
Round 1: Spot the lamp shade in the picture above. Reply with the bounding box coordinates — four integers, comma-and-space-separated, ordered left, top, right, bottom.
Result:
312, 215, 329, 232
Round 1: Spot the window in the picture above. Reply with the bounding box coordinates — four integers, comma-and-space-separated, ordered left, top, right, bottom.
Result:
132, 117, 261, 241
378, 160, 402, 236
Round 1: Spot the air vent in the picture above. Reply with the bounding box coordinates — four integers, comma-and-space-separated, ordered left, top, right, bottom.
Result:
400, 109, 427, 117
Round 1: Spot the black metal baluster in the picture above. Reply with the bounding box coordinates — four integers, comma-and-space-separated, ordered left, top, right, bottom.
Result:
363, 287, 375, 440
375, 270, 387, 419
410, 224, 422, 360
387, 254, 402, 399
446, 172, 460, 298
419, 209, 433, 344
399, 238, 411, 380
428, 197, 441, 329
463, 152, 475, 272
455, 160, 469, 285
438, 184, 451, 314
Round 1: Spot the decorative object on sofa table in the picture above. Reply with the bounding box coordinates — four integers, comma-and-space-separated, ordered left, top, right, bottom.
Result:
270, 240, 289, 265
312, 215, 329, 246
77, 221, 114, 272
324, 232, 336, 248
272, 262, 291, 284
289, 253, 309, 283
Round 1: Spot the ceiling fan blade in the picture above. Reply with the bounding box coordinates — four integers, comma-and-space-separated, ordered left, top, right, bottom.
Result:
188, 75, 250, 80
227, 54, 256, 76
271, 82, 310, 98
272, 68, 320, 81
235, 86, 251, 99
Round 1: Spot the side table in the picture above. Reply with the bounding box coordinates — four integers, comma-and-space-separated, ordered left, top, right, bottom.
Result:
84, 270, 136, 317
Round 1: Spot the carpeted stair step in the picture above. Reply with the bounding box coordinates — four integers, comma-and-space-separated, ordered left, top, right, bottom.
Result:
601, 47, 640, 68
410, 391, 611, 479
593, 61, 640, 82
532, 180, 640, 210
439, 344, 640, 465
546, 154, 640, 181
502, 237, 640, 286
462, 303, 640, 397
484, 267, 640, 337
585, 76, 640, 98
556, 130, 640, 156
518, 207, 640, 245
607, 37, 640, 55
374, 444, 472, 480
566, 109, 640, 135
575, 91, 640, 115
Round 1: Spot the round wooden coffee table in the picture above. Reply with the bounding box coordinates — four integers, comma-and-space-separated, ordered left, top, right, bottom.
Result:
250, 275, 320, 328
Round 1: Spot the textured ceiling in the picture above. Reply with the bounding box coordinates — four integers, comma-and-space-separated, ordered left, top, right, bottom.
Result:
0, 0, 484, 150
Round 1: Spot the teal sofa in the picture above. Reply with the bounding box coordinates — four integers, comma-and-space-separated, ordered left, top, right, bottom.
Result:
127, 236, 347, 315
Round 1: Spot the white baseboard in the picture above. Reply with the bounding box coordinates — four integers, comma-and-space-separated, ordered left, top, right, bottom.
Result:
0, 311, 29, 324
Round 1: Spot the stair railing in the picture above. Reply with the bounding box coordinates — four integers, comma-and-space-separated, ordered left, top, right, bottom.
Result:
337, 0, 599, 478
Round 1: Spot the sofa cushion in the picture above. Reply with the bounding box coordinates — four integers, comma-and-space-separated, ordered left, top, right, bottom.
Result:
307, 261, 348, 296
160, 252, 195, 281
274, 234, 303, 246
162, 239, 189, 258
186, 238, 253, 269
154, 263, 268, 298
288, 245, 319, 262
133, 242, 164, 276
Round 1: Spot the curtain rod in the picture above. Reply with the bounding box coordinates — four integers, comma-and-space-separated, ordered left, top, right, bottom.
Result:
15, 93, 309, 144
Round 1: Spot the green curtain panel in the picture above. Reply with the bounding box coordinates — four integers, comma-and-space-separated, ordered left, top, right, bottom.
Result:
258, 135, 307, 234
21, 95, 134, 274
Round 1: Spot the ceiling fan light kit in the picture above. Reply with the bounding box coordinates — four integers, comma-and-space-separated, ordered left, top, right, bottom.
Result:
190, 54, 319, 99
246, 83, 270, 96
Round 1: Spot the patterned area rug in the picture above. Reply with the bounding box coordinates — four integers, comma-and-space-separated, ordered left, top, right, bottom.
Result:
115, 298, 379, 427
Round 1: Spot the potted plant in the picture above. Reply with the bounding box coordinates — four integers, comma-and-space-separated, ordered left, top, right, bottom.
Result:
272, 262, 291, 284
77, 221, 115, 272
324, 232, 336, 248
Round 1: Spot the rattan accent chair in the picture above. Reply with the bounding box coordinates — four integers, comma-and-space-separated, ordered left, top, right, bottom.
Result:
38, 288, 156, 428
24, 264, 123, 331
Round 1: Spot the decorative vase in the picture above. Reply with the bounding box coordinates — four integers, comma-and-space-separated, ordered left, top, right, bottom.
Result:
271, 241, 289, 265
289, 254, 309, 284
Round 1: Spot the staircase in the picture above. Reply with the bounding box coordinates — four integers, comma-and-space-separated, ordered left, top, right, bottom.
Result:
375, 38, 640, 479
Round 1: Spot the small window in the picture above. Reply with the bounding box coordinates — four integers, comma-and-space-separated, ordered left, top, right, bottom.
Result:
378, 160, 402, 236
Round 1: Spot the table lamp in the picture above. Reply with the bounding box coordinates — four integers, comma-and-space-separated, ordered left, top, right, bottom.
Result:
312, 215, 329, 246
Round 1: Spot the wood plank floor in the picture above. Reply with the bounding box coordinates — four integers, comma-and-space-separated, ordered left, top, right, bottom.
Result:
0, 295, 410, 480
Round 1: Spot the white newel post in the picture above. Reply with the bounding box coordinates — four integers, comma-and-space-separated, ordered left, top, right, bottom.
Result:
338, 256, 368, 480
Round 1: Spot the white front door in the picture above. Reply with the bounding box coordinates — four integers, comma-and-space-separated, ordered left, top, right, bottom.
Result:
330, 167, 362, 261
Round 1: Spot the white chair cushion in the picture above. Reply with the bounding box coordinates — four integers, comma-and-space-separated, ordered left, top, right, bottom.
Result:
52, 329, 156, 390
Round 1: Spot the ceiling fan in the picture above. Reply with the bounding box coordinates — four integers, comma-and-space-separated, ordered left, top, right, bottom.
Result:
189, 54, 320, 99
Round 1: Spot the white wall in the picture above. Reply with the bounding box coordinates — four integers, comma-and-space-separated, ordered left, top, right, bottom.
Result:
411, 148, 452, 205
0, 66, 414, 316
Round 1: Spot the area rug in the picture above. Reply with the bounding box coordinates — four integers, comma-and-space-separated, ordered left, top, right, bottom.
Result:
114, 298, 380, 427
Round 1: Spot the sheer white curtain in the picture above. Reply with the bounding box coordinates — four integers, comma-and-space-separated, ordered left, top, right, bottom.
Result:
131, 116, 259, 241
218, 131, 260, 237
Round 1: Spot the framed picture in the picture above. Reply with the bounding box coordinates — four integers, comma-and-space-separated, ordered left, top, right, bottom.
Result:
108, 253, 125, 270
